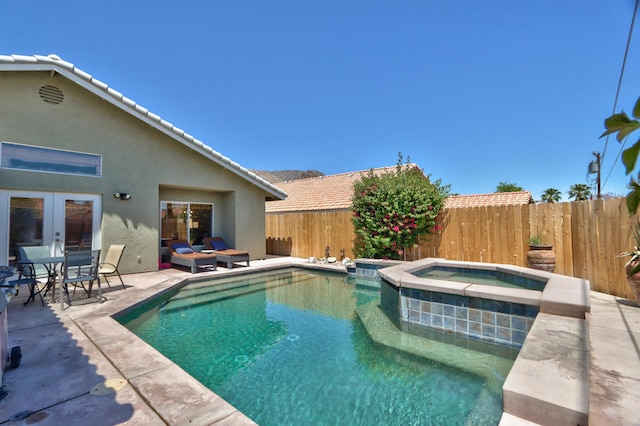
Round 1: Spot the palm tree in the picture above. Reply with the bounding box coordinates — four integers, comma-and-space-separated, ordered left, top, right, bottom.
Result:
568, 184, 591, 201
541, 188, 562, 203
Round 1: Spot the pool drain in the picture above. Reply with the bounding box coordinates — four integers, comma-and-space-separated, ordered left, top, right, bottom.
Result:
287, 334, 299, 342
90, 378, 129, 396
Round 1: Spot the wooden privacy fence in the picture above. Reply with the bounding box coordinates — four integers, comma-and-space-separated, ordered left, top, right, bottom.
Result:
267, 210, 355, 260
266, 198, 638, 299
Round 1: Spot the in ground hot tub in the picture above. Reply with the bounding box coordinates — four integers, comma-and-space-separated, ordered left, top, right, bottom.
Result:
379, 258, 590, 344
377, 257, 592, 425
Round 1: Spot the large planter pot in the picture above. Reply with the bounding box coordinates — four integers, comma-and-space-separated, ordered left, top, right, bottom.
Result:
625, 264, 640, 305
527, 244, 556, 272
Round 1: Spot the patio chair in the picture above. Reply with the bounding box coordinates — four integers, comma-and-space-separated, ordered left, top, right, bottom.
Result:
62, 249, 103, 303
99, 244, 126, 290
18, 245, 51, 280
202, 237, 250, 269
165, 240, 217, 274
11, 263, 44, 306
17, 245, 53, 305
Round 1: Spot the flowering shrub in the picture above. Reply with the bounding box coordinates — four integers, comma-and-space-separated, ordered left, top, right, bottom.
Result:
351, 158, 449, 259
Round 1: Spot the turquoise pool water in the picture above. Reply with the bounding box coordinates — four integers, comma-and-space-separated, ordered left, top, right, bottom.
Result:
414, 266, 547, 291
119, 268, 516, 425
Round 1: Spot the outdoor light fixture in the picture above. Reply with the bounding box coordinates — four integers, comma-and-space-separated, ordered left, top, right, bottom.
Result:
113, 192, 131, 200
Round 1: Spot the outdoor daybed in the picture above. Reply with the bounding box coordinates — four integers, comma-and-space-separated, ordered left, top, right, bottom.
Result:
203, 237, 250, 269
165, 240, 217, 274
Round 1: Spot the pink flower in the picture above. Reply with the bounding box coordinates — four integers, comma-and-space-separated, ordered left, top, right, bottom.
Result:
392, 226, 400, 233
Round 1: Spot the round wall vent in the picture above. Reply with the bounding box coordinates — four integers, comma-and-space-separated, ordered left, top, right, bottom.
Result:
39, 85, 64, 105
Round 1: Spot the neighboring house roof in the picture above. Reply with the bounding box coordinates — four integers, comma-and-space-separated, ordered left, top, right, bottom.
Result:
267, 165, 534, 213
0, 54, 286, 201
266, 165, 417, 213
444, 191, 534, 208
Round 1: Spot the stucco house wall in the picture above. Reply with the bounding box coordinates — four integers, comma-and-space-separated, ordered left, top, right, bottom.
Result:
0, 55, 284, 274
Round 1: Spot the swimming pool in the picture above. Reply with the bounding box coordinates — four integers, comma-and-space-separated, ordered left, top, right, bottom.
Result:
119, 268, 517, 425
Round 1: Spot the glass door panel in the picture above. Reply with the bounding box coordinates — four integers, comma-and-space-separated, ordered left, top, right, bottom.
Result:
8, 196, 47, 265
160, 201, 213, 246
63, 199, 94, 252
52, 193, 101, 256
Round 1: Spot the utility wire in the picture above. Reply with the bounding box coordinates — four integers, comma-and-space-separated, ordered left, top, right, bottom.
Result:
602, 0, 640, 191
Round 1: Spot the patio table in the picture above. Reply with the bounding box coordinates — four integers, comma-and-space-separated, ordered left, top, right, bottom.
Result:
18, 256, 64, 305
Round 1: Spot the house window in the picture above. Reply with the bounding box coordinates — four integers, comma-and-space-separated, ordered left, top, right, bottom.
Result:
160, 201, 213, 246
0, 141, 102, 177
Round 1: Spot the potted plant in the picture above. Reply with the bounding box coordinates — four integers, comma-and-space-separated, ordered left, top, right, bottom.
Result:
527, 234, 556, 272
619, 223, 640, 305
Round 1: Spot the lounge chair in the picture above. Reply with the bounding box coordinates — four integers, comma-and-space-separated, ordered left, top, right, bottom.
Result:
202, 237, 250, 269
166, 240, 217, 274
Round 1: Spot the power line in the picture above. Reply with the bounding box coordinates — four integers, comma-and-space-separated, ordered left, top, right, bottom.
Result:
601, 0, 639, 192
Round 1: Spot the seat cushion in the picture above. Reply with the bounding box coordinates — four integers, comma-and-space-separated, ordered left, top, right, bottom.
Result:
210, 239, 228, 251
172, 242, 194, 254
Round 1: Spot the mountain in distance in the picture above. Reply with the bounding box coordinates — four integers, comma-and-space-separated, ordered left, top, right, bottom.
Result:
252, 169, 324, 183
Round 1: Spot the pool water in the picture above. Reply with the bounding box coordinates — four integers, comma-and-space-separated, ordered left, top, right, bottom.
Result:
120, 268, 515, 425
414, 266, 547, 291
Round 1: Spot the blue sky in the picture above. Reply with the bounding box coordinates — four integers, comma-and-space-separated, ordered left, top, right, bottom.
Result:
3, 1, 640, 200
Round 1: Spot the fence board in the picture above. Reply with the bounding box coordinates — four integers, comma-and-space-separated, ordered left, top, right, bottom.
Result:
266, 198, 640, 299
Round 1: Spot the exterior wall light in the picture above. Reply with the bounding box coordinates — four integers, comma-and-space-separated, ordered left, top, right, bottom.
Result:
113, 192, 132, 200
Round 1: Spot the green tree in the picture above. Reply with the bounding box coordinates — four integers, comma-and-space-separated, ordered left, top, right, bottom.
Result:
568, 183, 591, 201
541, 188, 562, 203
496, 182, 524, 192
351, 155, 449, 259
601, 95, 640, 213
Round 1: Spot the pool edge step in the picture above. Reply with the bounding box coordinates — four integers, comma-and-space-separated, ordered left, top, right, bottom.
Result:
502, 313, 589, 425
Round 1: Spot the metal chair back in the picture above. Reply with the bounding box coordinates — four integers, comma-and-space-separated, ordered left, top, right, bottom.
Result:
62, 250, 102, 303
18, 245, 51, 280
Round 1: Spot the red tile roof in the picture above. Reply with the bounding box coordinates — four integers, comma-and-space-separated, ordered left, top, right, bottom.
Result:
266, 167, 534, 213
265, 166, 408, 213
444, 191, 534, 208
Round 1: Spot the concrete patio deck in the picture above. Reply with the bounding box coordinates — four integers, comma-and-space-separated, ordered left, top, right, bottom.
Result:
0, 257, 638, 425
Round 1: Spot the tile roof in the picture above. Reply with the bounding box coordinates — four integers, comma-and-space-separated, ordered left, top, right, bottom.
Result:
266, 165, 407, 213
266, 165, 534, 213
444, 191, 534, 208
0, 54, 286, 201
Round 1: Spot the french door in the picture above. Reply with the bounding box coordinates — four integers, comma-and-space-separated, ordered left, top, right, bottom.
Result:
0, 191, 102, 264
